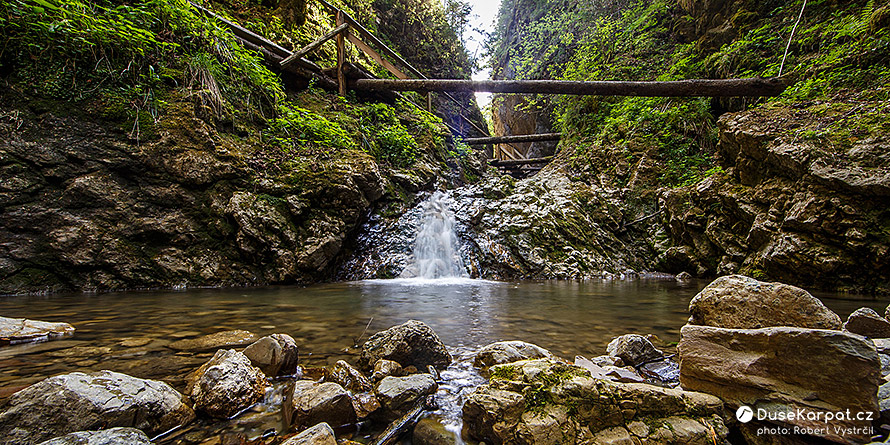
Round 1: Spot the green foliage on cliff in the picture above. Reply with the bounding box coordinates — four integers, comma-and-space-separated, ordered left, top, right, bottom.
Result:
488, 0, 890, 187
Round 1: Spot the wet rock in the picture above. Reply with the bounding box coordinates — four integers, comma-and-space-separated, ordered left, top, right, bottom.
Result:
637, 358, 680, 385
371, 359, 403, 382
187, 349, 266, 418
879, 381, 890, 422
679, 324, 879, 444
329, 360, 372, 393
358, 320, 452, 371
375, 374, 437, 419
281, 422, 336, 445
473, 340, 553, 368
167, 330, 257, 352
675, 271, 693, 282
464, 359, 727, 445
606, 334, 663, 367
289, 381, 356, 429
243, 333, 299, 376
688, 275, 842, 329
349, 392, 380, 419
0, 370, 194, 444
0, 316, 75, 345
36, 427, 152, 445
844, 307, 890, 338
573, 356, 645, 383
413, 416, 460, 445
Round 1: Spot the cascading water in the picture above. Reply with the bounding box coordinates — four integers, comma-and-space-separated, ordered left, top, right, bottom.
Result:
400, 191, 468, 279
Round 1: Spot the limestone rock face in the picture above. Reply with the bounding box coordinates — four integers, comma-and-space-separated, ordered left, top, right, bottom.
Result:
0, 316, 75, 345
375, 374, 437, 419
0, 370, 194, 444
678, 324, 879, 444
289, 381, 356, 429
243, 334, 299, 376
660, 107, 890, 293
358, 321, 452, 371
36, 427, 153, 445
281, 422, 337, 445
463, 359, 727, 445
187, 349, 267, 418
0, 97, 407, 293
844, 307, 890, 338
687, 275, 842, 329
168, 330, 257, 352
474, 340, 553, 368
605, 334, 664, 367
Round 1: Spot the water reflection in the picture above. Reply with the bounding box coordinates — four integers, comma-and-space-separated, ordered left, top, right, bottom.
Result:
0, 279, 881, 402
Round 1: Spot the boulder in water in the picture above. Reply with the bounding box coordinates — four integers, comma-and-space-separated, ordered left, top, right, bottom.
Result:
844, 307, 890, 338
329, 360, 372, 393
358, 320, 452, 371
36, 428, 152, 445
187, 349, 266, 418
474, 340, 553, 368
289, 381, 356, 429
167, 330, 257, 352
679, 324, 879, 444
375, 374, 437, 419
243, 333, 299, 376
0, 370, 194, 444
371, 359, 403, 382
281, 422, 337, 445
688, 275, 842, 329
463, 359, 727, 445
606, 334, 664, 367
0, 316, 74, 345
413, 416, 461, 445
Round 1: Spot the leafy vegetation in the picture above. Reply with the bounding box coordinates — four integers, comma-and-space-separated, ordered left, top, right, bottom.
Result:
487, 0, 890, 187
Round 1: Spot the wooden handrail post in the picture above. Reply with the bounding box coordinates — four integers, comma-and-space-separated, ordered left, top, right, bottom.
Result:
336, 11, 346, 97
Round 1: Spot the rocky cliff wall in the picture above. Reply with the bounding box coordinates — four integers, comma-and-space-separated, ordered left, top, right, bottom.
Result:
0, 90, 454, 294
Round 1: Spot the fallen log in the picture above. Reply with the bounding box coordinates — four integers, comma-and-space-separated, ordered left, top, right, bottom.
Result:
466, 133, 561, 145
352, 77, 790, 97
371, 396, 436, 445
490, 156, 554, 167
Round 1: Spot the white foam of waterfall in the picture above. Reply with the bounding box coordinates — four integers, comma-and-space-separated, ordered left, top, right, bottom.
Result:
400, 191, 467, 279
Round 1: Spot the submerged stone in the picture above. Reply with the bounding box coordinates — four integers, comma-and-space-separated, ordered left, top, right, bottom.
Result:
0, 316, 75, 345
167, 330, 257, 352
36, 427, 152, 445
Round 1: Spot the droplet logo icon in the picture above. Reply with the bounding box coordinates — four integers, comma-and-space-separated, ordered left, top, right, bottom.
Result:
736, 405, 754, 423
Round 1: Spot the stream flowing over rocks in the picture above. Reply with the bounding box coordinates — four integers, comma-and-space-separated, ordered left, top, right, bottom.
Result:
1, 275, 885, 444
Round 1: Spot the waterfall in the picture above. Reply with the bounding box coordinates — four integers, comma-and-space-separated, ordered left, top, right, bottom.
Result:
401, 191, 467, 279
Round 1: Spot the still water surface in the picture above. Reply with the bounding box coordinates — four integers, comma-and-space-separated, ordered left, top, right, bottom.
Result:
0, 278, 881, 404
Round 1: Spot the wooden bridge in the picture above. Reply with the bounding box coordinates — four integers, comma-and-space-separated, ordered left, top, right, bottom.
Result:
193, 0, 789, 177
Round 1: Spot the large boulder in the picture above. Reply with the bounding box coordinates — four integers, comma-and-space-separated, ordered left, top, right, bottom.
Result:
0, 370, 194, 444
474, 341, 552, 368
605, 334, 664, 367
463, 359, 727, 445
358, 321, 452, 371
678, 324, 879, 444
281, 422, 337, 445
0, 316, 75, 345
243, 333, 299, 376
844, 307, 890, 338
167, 330, 257, 352
688, 275, 842, 329
289, 381, 356, 429
36, 428, 152, 445
187, 349, 266, 418
375, 374, 437, 419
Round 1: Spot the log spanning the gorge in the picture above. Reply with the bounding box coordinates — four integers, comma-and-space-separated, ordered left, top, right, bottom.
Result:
352, 77, 789, 97
465, 133, 562, 145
